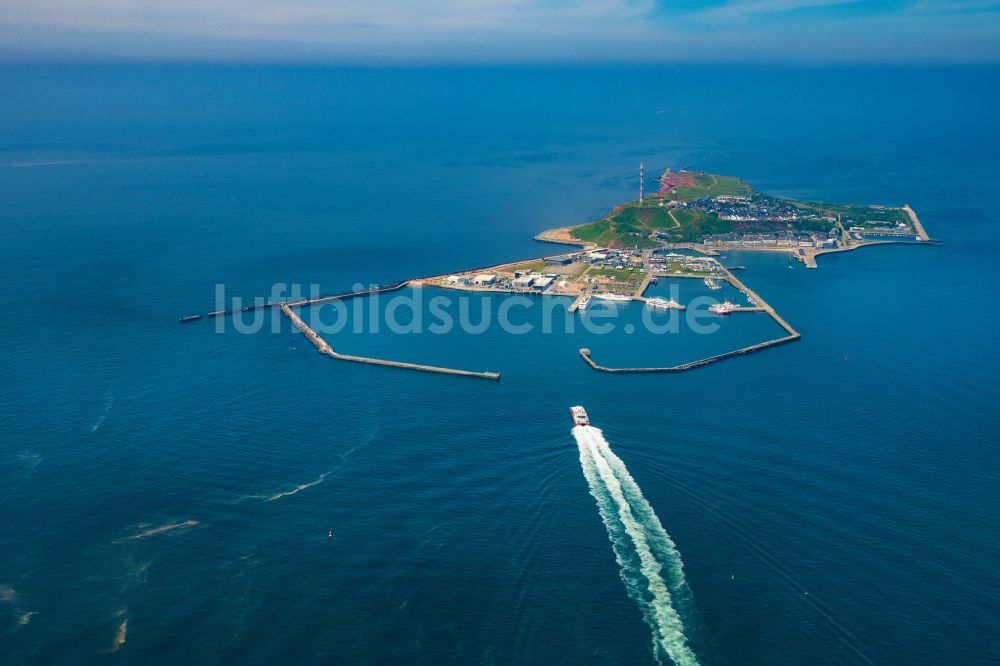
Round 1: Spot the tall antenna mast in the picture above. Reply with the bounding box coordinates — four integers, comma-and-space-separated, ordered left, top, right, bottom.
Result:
639, 162, 644, 205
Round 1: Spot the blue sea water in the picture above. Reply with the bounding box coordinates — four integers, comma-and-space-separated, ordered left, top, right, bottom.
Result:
1, 64, 999, 664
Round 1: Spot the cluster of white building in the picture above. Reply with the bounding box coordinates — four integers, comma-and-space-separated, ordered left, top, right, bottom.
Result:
648, 252, 720, 273
513, 273, 554, 290
702, 232, 838, 249
444, 271, 556, 291
584, 249, 643, 270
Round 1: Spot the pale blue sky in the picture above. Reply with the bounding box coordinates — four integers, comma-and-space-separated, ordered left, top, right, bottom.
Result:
1, 0, 998, 62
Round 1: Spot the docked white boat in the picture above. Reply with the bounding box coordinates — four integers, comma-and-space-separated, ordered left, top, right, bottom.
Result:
570, 405, 590, 426
593, 293, 632, 303
646, 297, 683, 310
577, 296, 591, 310
709, 299, 738, 315
704, 277, 722, 291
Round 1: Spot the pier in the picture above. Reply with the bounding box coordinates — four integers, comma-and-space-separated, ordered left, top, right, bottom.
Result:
178, 280, 409, 322
634, 270, 655, 300
803, 234, 940, 269
903, 204, 930, 241
579, 332, 800, 373
280, 304, 500, 381
285, 280, 410, 307
720, 266, 798, 336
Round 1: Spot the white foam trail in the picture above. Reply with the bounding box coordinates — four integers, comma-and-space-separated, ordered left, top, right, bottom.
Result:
91, 415, 107, 433
591, 430, 698, 614
91, 394, 117, 433
115, 520, 198, 542
575, 425, 699, 666
267, 471, 329, 501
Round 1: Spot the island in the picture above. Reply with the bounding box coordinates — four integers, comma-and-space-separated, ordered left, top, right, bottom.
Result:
540, 167, 931, 267
181, 167, 936, 379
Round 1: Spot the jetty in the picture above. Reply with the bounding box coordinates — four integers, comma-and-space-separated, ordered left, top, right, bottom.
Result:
579, 332, 799, 373
568, 294, 588, 313
721, 266, 798, 335
634, 271, 655, 299
177, 281, 410, 322
280, 304, 500, 381
285, 280, 409, 307
903, 204, 930, 241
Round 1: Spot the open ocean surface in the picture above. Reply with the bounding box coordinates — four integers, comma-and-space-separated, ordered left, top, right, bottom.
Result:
2, 65, 999, 664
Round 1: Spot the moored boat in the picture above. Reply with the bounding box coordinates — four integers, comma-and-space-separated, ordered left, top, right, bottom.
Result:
709, 299, 738, 315
593, 293, 631, 303
646, 297, 683, 310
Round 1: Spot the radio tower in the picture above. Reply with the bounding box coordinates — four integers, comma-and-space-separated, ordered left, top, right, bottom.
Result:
639, 162, 645, 205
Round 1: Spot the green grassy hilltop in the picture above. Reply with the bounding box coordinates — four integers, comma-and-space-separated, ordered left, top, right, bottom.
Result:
571, 170, 910, 247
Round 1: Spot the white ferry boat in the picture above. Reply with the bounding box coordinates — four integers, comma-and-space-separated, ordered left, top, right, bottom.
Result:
577, 296, 591, 310
646, 297, 682, 310
709, 299, 738, 315
593, 293, 631, 303
570, 406, 590, 426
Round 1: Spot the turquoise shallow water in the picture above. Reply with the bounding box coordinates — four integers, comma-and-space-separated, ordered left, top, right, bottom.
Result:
1, 64, 999, 664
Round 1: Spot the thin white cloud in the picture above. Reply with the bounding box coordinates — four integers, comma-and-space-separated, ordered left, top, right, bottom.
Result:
0, 0, 996, 62
689, 0, 866, 22
0, 0, 656, 39
903, 0, 1000, 14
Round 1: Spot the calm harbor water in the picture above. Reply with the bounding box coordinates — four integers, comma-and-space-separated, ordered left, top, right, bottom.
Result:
2, 65, 999, 664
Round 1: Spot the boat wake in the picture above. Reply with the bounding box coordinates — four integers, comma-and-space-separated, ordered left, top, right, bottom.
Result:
91, 394, 116, 433
267, 471, 330, 501
115, 520, 199, 542
574, 425, 700, 666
